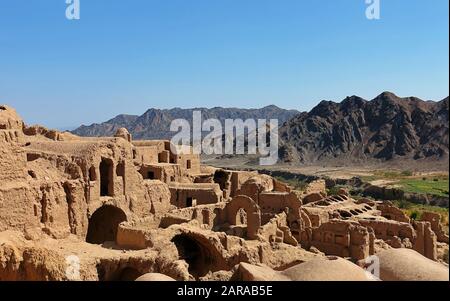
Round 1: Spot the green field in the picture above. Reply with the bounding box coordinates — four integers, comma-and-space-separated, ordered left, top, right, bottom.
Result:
397, 178, 449, 197
363, 171, 449, 198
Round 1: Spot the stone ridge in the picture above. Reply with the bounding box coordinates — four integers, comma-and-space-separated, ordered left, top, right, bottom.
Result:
279, 92, 449, 164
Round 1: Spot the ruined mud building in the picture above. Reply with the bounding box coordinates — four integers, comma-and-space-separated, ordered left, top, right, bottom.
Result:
0, 105, 448, 281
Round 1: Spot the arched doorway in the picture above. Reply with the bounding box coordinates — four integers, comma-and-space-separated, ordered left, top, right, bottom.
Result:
225, 195, 261, 239
86, 205, 127, 244
100, 158, 114, 197
171, 234, 215, 279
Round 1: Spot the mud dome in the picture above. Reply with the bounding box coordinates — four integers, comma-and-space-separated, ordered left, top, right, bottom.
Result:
0, 105, 448, 281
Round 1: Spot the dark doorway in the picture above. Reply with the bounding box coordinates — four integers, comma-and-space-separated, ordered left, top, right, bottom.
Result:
100, 158, 114, 197
86, 205, 127, 244
213, 170, 229, 190
186, 160, 192, 169
147, 171, 155, 180
171, 234, 213, 279
186, 197, 193, 207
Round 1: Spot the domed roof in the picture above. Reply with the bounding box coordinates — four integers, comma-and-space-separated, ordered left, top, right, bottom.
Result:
376, 248, 449, 281
114, 127, 132, 142
281, 256, 375, 281
135, 273, 175, 281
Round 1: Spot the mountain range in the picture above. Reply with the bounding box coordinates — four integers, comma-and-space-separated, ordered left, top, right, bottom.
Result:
72, 105, 299, 140
278, 92, 449, 164
71, 92, 449, 164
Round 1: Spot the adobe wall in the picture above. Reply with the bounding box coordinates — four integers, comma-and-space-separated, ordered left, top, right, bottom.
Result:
225, 195, 261, 240
134, 146, 159, 165
133, 140, 201, 174
420, 212, 449, 243
377, 202, 410, 223
0, 105, 23, 131
258, 191, 301, 225
175, 153, 201, 174
0, 128, 23, 144
235, 175, 274, 204
229, 170, 259, 197
159, 203, 226, 230
308, 220, 372, 261
258, 212, 299, 246
301, 207, 330, 228
133, 140, 167, 152
358, 219, 438, 260
273, 179, 292, 193
303, 179, 327, 195
358, 219, 415, 243
169, 183, 222, 207
413, 221, 438, 261
139, 163, 185, 183
0, 144, 27, 182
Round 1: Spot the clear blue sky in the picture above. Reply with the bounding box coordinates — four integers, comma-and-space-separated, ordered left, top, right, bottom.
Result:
0, 0, 448, 129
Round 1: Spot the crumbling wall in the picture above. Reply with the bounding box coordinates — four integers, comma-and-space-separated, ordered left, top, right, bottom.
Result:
301, 207, 330, 228
235, 175, 274, 204
358, 219, 415, 248
308, 220, 372, 261
176, 153, 201, 174
0, 185, 40, 233
258, 212, 298, 246
272, 179, 292, 193
64, 180, 89, 238
258, 191, 301, 226
0, 105, 21, 127
0, 143, 26, 181
133, 145, 159, 165
141, 180, 171, 217
225, 195, 261, 240
359, 219, 438, 260
169, 183, 222, 207
377, 202, 410, 223
420, 212, 449, 243
34, 182, 71, 239
302, 192, 326, 204
229, 170, 259, 197
140, 164, 184, 183
413, 221, 438, 261
303, 179, 327, 195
